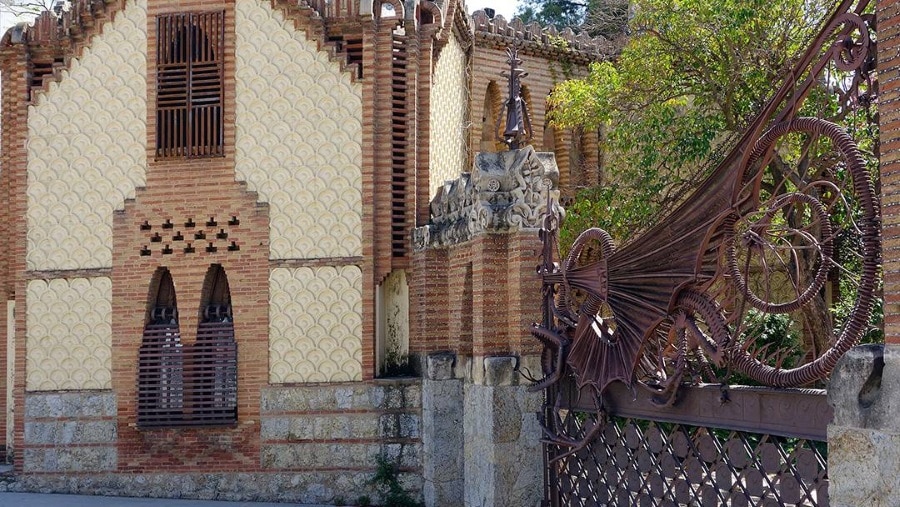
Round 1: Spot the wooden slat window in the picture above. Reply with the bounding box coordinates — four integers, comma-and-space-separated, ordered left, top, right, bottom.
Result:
156, 11, 225, 159
137, 267, 237, 428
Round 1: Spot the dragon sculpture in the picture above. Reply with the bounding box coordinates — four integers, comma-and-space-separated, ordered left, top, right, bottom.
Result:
528, 0, 881, 456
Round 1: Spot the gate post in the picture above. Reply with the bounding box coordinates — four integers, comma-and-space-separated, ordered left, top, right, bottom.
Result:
830, 1, 900, 504
827, 345, 900, 506
412, 147, 561, 506
422, 352, 464, 505
463, 356, 543, 507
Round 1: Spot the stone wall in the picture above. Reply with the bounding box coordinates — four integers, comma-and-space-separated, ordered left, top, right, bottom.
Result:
9, 381, 423, 505
828, 345, 900, 507
22, 392, 117, 473
260, 381, 422, 469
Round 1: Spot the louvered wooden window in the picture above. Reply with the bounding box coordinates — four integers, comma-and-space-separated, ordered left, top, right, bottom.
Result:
138, 267, 237, 428
156, 11, 225, 159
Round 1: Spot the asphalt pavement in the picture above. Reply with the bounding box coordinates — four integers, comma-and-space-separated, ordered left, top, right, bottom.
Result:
0, 492, 331, 507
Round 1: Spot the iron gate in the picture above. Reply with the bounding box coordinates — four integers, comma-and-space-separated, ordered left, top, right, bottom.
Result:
523, 1, 881, 505
544, 383, 830, 506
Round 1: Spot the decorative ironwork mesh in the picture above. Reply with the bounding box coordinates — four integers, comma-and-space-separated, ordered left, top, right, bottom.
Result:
547, 411, 828, 507
156, 11, 225, 159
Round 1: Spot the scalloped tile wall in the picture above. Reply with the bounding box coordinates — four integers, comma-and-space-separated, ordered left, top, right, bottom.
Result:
234, 1, 363, 261
429, 35, 469, 201
269, 266, 363, 383
25, 278, 112, 391
26, 0, 147, 272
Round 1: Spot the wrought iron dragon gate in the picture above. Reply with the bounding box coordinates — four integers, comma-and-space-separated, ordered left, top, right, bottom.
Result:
530, 1, 880, 505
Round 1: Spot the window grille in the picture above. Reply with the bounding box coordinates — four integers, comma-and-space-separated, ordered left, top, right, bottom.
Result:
156, 11, 225, 159
137, 267, 237, 428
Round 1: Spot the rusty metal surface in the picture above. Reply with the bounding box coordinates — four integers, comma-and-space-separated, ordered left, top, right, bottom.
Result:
548, 409, 830, 506
499, 47, 534, 149
530, 9, 880, 503
563, 381, 832, 442
532, 0, 879, 428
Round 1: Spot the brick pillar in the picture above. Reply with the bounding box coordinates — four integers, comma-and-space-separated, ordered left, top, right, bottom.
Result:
413, 147, 560, 506
1, 38, 30, 469
827, 3, 900, 506
882, 0, 900, 347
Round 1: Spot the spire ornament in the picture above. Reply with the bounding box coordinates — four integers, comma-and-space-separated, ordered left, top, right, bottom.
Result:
498, 47, 534, 150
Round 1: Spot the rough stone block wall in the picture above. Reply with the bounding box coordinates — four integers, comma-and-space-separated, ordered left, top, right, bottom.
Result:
260, 381, 423, 502
463, 360, 543, 507
22, 393, 117, 473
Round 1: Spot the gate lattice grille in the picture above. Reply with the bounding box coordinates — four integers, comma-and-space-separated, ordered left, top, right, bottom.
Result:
548, 411, 828, 507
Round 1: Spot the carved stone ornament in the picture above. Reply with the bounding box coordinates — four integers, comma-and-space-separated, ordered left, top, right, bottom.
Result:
414, 146, 563, 250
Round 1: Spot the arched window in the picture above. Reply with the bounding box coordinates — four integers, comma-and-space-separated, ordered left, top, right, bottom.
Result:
136, 265, 237, 428
138, 268, 184, 427
156, 11, 224, 159
193, 264, 237, 425
480, 81, 503, 152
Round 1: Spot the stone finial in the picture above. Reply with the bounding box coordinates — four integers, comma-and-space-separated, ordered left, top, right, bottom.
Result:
499, 47, 533, 149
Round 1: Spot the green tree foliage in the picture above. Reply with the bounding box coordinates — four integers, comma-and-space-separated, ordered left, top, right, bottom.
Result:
549, 0, 840, 245
515, 0, 629, 39
549, 0, 883, 366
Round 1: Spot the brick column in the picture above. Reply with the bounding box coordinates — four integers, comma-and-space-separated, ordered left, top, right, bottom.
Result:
1, 38, 30, 469
882, 0, 900, 347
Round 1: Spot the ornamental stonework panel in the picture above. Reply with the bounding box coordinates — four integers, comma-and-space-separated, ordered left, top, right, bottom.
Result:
234, 0, 363, 261
26, 277, 113, 391
26, 0, 147, 272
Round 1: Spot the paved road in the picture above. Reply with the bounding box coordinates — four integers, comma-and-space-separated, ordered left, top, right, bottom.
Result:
0, 492, 330, 507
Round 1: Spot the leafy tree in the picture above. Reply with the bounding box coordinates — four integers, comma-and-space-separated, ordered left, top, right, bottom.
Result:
515, 0, 629, 39
550, 0, 881, 370
550, 0, 855, 244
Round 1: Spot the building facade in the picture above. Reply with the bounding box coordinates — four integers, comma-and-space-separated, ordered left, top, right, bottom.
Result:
0, 0, 614, 503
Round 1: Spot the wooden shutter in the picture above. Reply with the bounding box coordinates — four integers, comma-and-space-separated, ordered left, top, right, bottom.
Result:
156, 11, 225, 159
138, 321, 185, 427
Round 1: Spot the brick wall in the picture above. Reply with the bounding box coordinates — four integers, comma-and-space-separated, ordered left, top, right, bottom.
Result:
881, 0, 900, 346
0, 39, 29, 462
470, 44, 600, 199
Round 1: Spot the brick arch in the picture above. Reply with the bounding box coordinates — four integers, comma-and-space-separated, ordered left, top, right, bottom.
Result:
144, 266, 178, 325
481, 80, 502, 152
198, 263, 231, 320
138, 267, 184, 427
374, 0, 404, 20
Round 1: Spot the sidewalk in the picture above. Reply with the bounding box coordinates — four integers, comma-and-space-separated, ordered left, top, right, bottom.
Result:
0, 492, 328, 506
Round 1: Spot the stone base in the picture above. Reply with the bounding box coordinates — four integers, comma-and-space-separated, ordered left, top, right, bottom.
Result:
828, 344, 900, 507
0, 471, 421, 505
464, 356, 543, 507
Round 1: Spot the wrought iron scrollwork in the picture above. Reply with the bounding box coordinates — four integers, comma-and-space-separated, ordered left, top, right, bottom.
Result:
534, 0, 881, 454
